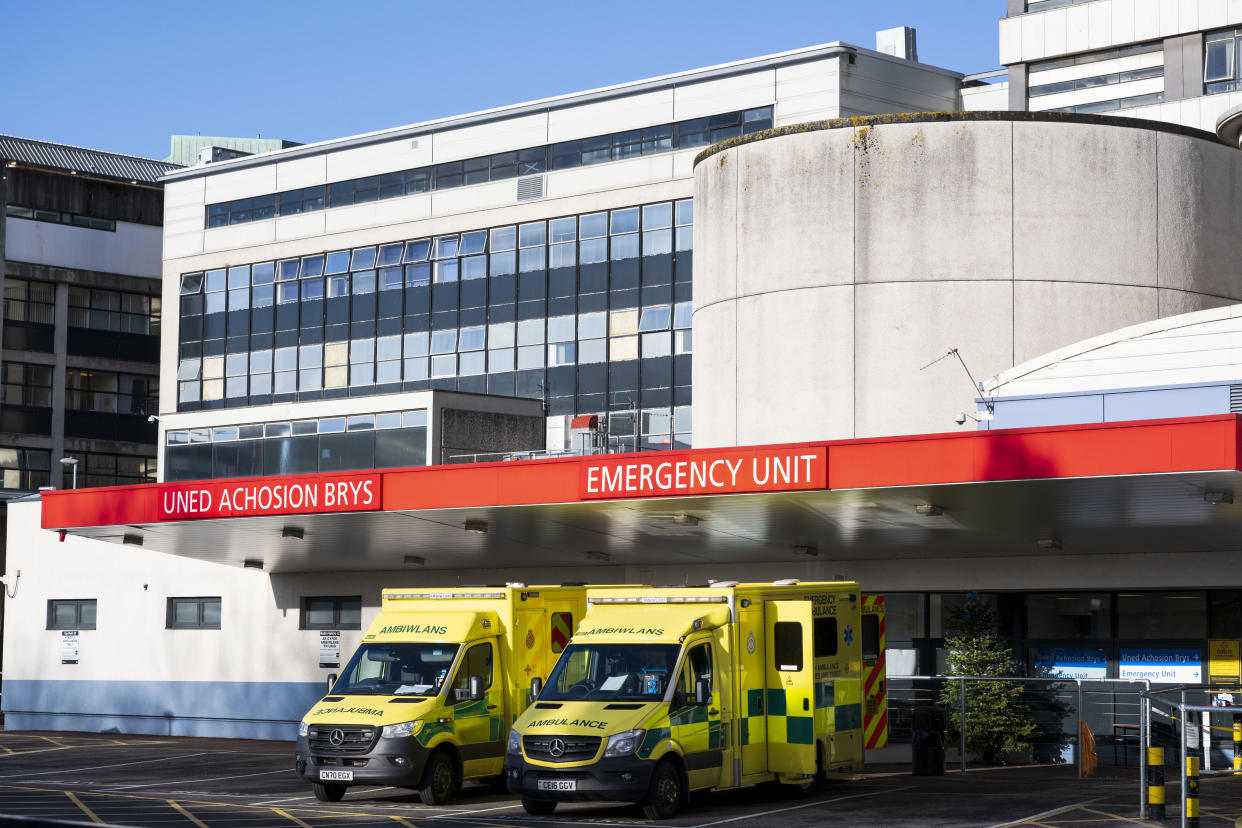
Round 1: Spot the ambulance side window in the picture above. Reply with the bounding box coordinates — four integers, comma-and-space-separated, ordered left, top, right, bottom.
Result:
451, 642, 493, 702
675, 642, 713, 700
773, 622, 803, 671
861, 614, 880, 661
813, 617, 838, 657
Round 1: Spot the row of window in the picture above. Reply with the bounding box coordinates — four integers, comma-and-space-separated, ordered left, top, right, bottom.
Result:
1028, 40, 1161, 74
1029, 65, 1163, 97
4, 364, 159, 415
166, 410, 427, 445
0, 446, 50, 491
3, 279, 161, 334
6, 204, 116, 232
48, 598, 221, 630
1206, 28, 1242, 92
1043, 91, 1164, 114
66, 452, 156, 488
206, 108, 766, 227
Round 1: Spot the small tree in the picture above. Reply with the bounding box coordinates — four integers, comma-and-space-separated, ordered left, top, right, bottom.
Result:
938, 593, 1038, 763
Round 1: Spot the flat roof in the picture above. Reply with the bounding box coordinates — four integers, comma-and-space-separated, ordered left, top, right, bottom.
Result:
38, 415, 1242, 573
159, 41, 963, 183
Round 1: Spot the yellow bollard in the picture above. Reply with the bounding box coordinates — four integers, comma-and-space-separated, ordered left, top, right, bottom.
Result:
1186, 755, 1200, 828
1234, 718, 1241, 772
1147, 746, 1165, 820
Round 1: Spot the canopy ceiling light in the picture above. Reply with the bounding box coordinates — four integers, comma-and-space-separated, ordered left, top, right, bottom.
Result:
404, 555, 426, 566
1204, 490, 1234, 505
793, 545, 819, 557
672, 512, 700, 526
282, 526, 305, 540
464, 519, 489, 534
1035, 536, 1062, 551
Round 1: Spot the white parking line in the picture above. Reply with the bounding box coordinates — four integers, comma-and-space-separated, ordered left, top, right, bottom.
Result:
252, 796, 317, 805
685, 787, 910, 828
0, 752, 211, 779
106, 768, 292, 789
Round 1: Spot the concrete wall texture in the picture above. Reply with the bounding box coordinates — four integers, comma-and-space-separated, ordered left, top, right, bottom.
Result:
691, 113, 1242, 446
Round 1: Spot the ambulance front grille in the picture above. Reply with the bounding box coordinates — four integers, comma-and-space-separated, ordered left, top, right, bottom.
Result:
523, 735, 601, 763
308, 725, 378, 755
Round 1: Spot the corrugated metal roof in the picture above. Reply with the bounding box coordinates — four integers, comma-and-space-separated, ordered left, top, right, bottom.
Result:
0, 134, 181, 183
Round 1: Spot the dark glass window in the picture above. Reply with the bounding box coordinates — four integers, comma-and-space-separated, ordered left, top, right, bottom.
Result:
773, 622, 803, 671
167, 597, 222, 630
47, 599, 97, 630
815, 617, 839, 658
301, 596, 362, 630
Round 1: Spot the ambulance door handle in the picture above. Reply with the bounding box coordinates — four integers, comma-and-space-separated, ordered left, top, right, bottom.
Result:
803, 699, 809, 711
709, 709, 719, 716
486, 704, 498, 710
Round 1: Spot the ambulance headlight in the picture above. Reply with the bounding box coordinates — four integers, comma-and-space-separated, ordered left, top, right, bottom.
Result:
603, 729, 646, 757
382, 720, 423, 739
507, 729, 523, 754
298, 720, 309, 737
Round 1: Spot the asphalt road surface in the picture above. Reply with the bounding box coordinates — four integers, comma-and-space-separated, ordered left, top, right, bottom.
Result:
0, 731, 1237, 826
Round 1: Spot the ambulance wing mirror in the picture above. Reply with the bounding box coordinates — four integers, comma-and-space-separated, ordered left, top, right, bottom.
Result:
326, 673, 337, 693
530, 676, 543, 700
695, 677, 710, 706
469, 675, 485, 702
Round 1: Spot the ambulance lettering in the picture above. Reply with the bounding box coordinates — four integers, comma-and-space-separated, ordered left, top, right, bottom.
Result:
804, 593, 837, 617
526, 717, 608, 730
377, 624, 449, 635
575, 627, 665, 636
318, 706, 384, 717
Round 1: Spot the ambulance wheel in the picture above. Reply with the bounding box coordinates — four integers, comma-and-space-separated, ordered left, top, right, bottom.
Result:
311, 782, 346, 802
641, 760, 683, 820
522, 798, 557, 815
418, 750, 457, 805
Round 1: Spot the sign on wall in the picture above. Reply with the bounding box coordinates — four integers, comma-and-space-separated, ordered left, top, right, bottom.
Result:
60, 630, 79, 665
580, 447, 826, 499
1119, 648, 1202, 684
1209, 639, 1240, 683
1032, 647, 1108, 679
319, 630, 340, 669
159, 474, 382, 520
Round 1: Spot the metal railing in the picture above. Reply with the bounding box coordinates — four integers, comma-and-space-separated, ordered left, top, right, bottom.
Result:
887, 676, 1151, 778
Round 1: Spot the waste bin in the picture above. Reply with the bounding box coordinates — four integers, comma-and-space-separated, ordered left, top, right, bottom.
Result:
912, 705, 946, 776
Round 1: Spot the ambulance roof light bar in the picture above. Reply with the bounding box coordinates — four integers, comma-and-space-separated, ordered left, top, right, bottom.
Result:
387, 591, 506, 600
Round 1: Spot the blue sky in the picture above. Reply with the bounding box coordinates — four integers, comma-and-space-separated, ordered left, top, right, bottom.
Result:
2, 1, 1005, 161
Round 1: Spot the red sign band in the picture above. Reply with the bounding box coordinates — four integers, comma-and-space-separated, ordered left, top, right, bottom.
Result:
159, 473, 383, 520
580, 447, 826, 499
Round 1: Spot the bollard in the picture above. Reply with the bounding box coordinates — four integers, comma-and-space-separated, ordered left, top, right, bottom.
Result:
1185, 755, 1200, 828
1234, 716, 1241, 772
1147, 746, 1165, 820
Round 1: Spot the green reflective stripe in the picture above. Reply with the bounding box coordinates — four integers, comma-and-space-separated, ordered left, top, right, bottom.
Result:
416, 720, 455, 746
638, 726, 670, 759
670, 705, 708, 726
708, 721, 722, 749
815, 680, 834, 709
489, 716, 503, 741
786, 716, 814, 745
766, 688, 786, 716
740, 717, 750, 746
835, 703, 862, 731
747, 689, 764, 717
455, 699, 488, 718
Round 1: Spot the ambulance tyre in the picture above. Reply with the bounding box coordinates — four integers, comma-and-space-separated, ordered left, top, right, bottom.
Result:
418, 750, 457, 805
522, 798, 557, 815
641, 760, 683, 820
787, 752, 825, 798
311, 782, 346, 802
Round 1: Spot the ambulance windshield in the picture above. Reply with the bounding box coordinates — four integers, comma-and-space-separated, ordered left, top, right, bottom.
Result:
541, 643, 680, 702
332, 643, 460, 696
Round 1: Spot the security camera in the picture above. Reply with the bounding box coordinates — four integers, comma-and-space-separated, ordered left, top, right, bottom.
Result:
954, 412, 968, 426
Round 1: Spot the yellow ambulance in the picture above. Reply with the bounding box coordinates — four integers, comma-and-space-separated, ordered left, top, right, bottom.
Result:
296, 585, 585, 804
503, 580, 870, 819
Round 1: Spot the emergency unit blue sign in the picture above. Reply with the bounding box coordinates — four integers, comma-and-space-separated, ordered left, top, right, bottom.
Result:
1119, 648, 1202, 683
1032, 648, 1107, 679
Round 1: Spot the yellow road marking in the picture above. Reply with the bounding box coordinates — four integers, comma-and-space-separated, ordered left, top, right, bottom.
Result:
272, 807, 315, 828
390, 818, 418, 828
1080, 807, 1154, 825
0, 746, 12, 755
64, 791, 103, 824
35, 735, 71, 748
168, 799, 211, 828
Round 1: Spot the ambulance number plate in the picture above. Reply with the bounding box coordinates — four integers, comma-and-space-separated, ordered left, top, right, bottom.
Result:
538, 779, 577, 791
319, 769, 353, 781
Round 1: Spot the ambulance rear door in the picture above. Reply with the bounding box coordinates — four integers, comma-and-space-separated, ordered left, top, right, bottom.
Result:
764, 600, 817, 777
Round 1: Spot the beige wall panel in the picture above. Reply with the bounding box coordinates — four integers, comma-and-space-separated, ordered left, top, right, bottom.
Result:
548, 89, 674, 143
775, 59, 841, 125
435, 113, 548, 162
734, 129, 855, 296
674, 70, 775, 121
202, 221, 275, 253
274, 211, 327, 242
203, 165, 276, 203
1013, 122, 1157, 287
326, 138, 431, 183
544, 155, 678, 201
1012, 281, 1158, 365
164, 178, 206, 209
275, 155, 327, 191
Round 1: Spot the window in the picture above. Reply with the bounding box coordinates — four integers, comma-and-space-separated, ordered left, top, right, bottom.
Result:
3, 279, 55, 325
47, 599, 97, 630
3, 363, 52, 407
7, 204, 116, 231
1206, 29, 1242, 93
167, 597, 222, 629
773, 621, 803, 671
675, 642, 713, 702
65, 370, 158, 415
0, 446, 51, 490
814, 617, 839, 658
69, 453, 156, 489
450, 642, 494, 701
860, 615, 878, 661
301, 596, 362, 630
1026, 593, 1111, 638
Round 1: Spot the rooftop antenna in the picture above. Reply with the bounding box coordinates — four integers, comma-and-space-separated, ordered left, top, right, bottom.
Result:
922, 348, 995, 418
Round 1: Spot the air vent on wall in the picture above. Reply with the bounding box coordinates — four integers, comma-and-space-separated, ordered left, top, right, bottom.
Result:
517, 175, 544, 201
1231, 385, 1242, 413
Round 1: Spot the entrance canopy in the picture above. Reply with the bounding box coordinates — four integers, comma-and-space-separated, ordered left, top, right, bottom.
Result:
40, 415, 1242, 573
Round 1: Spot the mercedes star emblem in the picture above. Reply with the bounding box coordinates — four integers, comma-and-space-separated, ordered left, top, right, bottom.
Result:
330, 728, 345, 746
548, 737, 566, 758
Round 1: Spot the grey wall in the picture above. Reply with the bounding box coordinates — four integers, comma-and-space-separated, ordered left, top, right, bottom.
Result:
440, 408, 546, 463
692, 116, 1242, 447
1163, 33, 1205, 102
